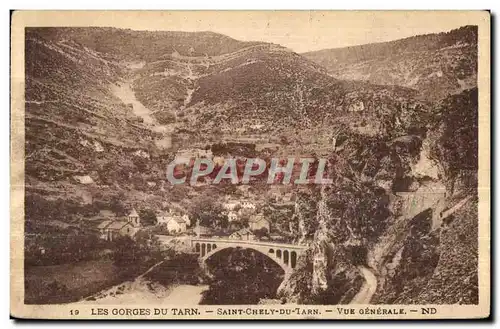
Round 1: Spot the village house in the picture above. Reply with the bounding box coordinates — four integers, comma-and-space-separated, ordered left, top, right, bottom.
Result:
227, 211, 238, 222
196, 225, 215, 238
128, 208, 141, 227
174, 148, 213, 163
97, 208, 141, 241
229, 228, 255, 241
97, 220, 114, 239
165, 216, 187, 233
241, 200, 256, 210
156, 210, 170, 224
249, 214, 271, 232
223, 199, 240, 211
181, 214, 191, 226
157, 209, 190, 230
156, 210, 187, 233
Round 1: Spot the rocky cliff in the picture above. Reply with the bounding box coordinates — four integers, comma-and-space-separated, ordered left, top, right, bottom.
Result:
278, 88, 478, 304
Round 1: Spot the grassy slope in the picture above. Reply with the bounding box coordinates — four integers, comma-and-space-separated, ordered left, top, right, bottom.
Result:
25, 259, 119, 304
303, 26, 477, 101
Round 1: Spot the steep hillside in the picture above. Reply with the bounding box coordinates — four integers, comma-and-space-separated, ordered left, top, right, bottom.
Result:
131, 38, 430, 154
24, 26, 452, 226
24, 28, 293, 222
278, 88, 478, 305
304, 26, 477, 101
25, 28, 173, 221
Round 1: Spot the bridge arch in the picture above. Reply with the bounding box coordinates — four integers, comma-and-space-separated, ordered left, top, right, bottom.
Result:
291, 251, 297, 268
192, 239, 306, 274
203, 245, 287, 273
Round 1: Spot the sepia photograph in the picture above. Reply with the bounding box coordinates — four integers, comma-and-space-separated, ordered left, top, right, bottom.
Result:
10, 10, 490, 319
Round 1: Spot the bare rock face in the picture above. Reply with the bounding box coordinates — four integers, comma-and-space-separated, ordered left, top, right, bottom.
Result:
310, 195, 336, 296
310, 240, 330, 295
279, 186, 366, 304
292, 191, 319, 244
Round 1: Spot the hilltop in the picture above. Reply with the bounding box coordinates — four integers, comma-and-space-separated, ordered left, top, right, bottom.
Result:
303, 26, 477, 101
28, 27, 263, 61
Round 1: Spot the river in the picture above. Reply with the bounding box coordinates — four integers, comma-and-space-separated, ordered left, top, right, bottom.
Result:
76, 276, 208, 305
75, 256, 208, 305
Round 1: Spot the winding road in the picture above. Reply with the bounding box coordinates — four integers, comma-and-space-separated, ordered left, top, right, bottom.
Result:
348, 196, 472, 305
350, 266, 378, 304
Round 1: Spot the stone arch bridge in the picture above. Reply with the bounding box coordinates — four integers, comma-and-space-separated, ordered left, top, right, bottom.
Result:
191, 238, 308, 274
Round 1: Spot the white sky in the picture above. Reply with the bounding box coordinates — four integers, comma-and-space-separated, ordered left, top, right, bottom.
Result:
161, 11, 474, 53
19, 11, 484, 52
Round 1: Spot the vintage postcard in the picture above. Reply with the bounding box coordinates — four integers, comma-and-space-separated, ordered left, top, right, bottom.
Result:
10, 10, 490, 319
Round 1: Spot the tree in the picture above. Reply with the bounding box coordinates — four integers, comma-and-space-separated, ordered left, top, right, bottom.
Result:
253, 227, 269, 239
189, 196, 228, 229
139, 208, 157, 226
109, 193, 126, 216
239, 213, 251, 227
112, 232, 162, 268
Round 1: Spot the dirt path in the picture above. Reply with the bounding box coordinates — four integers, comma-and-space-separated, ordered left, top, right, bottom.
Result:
137, 261, 164, 279
111, 82, 156, 126
181, 61, 197, 108
350, 266, 378, 304
440, 195, 472, 220
111, 81, 172, 148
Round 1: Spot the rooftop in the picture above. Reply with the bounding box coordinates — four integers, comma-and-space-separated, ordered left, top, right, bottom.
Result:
172, 217, 186, 224
249, 215, 269, 223
99, 210, 116, 217
97, 220, 113, 229
230, 228, 255, 237
107, 221, 131, 230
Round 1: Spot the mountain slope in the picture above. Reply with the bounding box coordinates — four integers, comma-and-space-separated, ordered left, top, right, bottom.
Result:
131, 38, 430, 154
24, 27, 479, 306
29, 27, 263, 61
24, 27, 435, 226
278, 88, 478, 305
25, 28, 171, 219
303, 26, 477, 101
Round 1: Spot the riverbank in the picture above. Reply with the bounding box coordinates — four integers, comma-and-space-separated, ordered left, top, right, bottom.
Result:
76, 253, 208, 305
25, 247, 162, 304
77, 277, 208, 305
25, 259, 125, 304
